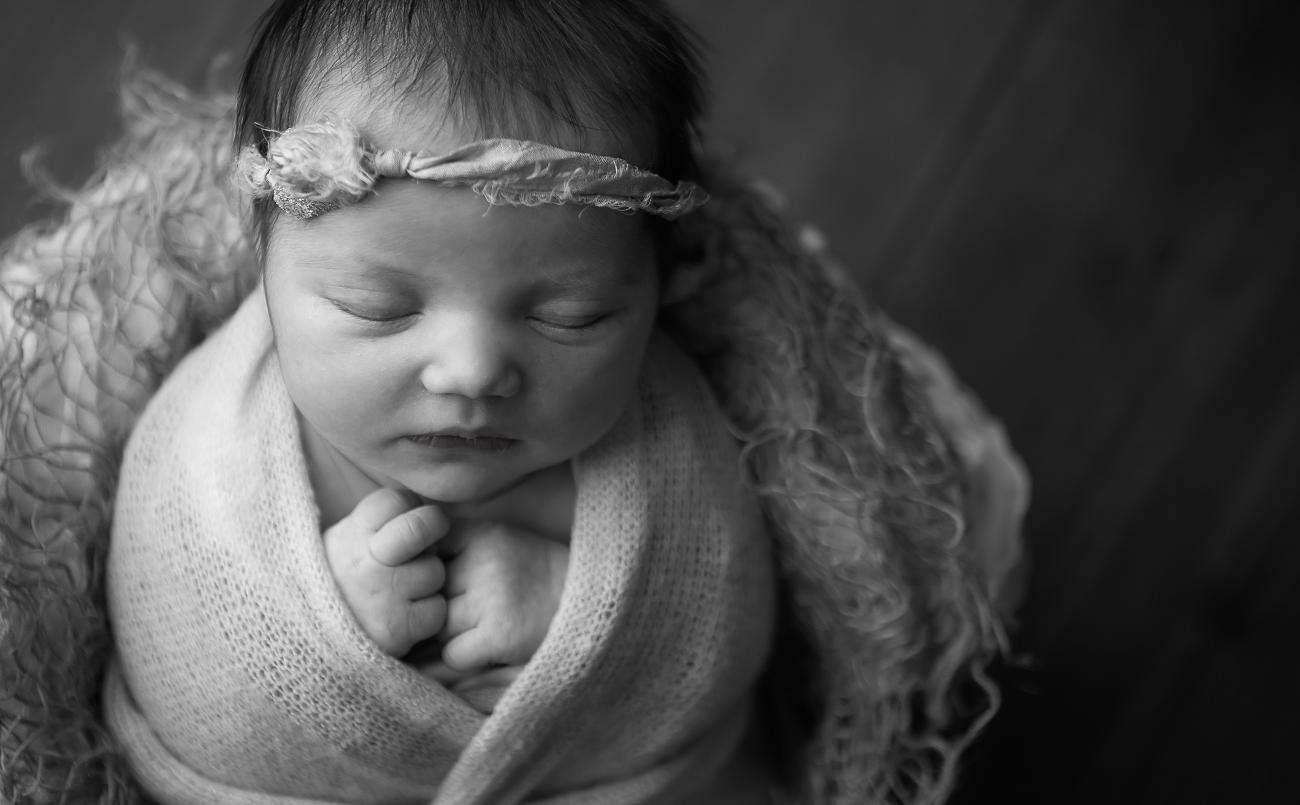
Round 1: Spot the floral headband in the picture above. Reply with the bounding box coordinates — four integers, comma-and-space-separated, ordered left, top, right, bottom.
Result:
234, 118, 706, 221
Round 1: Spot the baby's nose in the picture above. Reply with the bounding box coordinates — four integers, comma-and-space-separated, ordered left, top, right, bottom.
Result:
418, 319, 521, 400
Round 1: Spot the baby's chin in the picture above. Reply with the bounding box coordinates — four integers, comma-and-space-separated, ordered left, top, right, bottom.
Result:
394, 465, 536, 508
391, 460, 576, 536
403, 477, 515, 507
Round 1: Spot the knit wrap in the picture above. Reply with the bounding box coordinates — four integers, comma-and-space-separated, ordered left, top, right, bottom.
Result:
102, 289, 775, 805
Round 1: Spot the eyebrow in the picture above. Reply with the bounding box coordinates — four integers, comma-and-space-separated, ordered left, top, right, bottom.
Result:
296, 246, 422, 284
328, 259, 415, 282
534, 261, 640, 292
290, 214, 651, 287
320, 250, 645, 294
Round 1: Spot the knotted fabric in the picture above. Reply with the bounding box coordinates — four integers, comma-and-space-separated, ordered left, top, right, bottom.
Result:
235, 119, 706, 220
102, 288, 775, 804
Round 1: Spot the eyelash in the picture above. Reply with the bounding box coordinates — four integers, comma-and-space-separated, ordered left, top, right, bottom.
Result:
330, 298, 610, 334
528, 313, 609, 333
328, 299, 414, 324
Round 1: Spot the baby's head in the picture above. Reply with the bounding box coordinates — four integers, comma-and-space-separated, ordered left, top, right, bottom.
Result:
236, 0, 705, 252
234, 0, 706, 505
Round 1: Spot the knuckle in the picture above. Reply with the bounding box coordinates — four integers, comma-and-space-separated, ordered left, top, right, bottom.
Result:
365, 529, 390, 564
365, 615, 402, 656
406, 600, 439, 642
370, 522, 410, 566
386, 565, 406, 598
394, 515, 421, 550
381, 611, 411, 654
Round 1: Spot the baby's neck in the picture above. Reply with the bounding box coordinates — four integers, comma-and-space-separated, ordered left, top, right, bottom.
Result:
300, 414, 574, 542
441, 463, 574, 544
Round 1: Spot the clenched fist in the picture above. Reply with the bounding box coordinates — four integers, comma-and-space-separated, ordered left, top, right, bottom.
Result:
323, 488, 449, 657
439, 521, 569, 673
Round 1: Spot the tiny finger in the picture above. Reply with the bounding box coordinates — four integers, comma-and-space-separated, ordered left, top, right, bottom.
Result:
400, 595, 447, 651
438, 594, 479, 643
348, 487, 417, 532
441, 629, 496, 674
391, 554, 446, 600
371, 505, 449, 566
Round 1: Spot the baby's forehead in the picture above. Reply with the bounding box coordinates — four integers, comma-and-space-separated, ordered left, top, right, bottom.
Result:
276, 179, 653, 271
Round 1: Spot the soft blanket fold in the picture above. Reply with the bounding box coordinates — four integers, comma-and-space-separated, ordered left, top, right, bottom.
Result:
103, 288, 775, 805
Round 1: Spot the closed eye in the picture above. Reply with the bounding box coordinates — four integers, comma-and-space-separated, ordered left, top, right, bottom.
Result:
328, 297, 418, 324
527, 313, 609, 334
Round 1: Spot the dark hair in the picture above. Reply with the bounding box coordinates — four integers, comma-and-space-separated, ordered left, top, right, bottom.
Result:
236, 0, 705, 251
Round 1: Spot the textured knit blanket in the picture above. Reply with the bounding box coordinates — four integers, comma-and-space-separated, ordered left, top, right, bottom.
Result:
102, 288, 775, 804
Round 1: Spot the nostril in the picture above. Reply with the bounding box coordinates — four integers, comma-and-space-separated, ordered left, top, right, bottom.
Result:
420, 356, 521, 400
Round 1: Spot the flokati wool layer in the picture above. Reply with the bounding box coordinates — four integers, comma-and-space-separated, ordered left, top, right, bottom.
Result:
659, 175, 1029, 801
1, 68, 256, 804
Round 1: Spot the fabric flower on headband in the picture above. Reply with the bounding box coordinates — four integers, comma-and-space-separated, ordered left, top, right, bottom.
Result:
234, 118, 707, 220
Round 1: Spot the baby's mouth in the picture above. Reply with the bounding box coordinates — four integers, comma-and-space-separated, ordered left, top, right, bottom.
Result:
407, 432, 518, 453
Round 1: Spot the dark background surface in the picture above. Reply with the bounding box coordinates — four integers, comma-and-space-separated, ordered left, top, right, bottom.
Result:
3, 1, 1299, 802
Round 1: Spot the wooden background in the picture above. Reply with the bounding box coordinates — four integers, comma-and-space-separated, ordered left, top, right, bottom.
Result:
3, 1, 1298, 802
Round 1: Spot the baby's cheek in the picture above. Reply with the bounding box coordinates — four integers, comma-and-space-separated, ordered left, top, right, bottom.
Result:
290, 352, 397, 432
554, 382, 634, 453
557, 338, 649, 430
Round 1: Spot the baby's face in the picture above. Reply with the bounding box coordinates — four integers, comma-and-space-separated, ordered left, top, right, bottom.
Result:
263, 181, 659, 504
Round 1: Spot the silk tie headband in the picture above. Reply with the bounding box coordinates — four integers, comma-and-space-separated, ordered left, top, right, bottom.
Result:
235, 118, 706, 221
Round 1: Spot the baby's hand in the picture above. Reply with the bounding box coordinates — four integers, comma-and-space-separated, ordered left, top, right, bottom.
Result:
324, 488, 449, 657
437, 522, 569, 674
